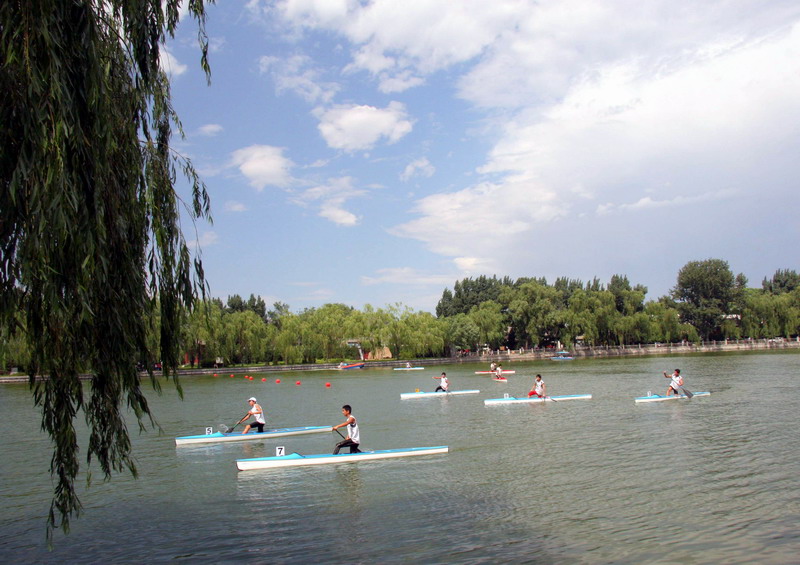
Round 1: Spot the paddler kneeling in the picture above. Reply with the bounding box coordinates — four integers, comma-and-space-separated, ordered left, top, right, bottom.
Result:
527, 374, 546, 398
332, 404, 361, 454
240, 397, 266, 434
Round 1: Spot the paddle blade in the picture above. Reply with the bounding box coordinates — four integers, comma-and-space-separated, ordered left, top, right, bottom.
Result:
682, 387, 694, 398
219, 425, 230, 433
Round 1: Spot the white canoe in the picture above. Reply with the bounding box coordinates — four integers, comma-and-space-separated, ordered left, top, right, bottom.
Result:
475, 370, 515, 374
237, 446, 449, 470
175, 425, 332, 446
635, 392, 710, 403
393, 367, 425, 371
484, 394, 593, 405
400, 389, 480, 399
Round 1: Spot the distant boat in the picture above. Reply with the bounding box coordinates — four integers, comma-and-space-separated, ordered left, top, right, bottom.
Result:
492, 377, 508, 383
634, 392, 710, 403
338, 362, 365, 370
393, 367, 425, 371
475, 370, 515, 375
484, 394, 592, 405
175, 425, 332, 446
400, 389, 480, 399
551, 351, 574, 361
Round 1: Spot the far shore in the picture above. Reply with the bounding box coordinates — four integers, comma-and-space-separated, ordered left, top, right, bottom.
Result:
2, 338, 797, 384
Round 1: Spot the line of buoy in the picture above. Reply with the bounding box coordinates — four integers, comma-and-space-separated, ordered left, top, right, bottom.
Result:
211, 375, 333, 386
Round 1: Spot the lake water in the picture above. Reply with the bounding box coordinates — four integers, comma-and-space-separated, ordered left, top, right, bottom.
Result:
1, 352, 799, 564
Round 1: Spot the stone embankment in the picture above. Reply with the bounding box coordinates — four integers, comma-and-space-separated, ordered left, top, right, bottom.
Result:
2, 338, 797, 383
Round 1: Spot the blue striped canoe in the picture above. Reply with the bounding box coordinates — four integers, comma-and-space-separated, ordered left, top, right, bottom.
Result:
175, 425, 332, 446
237, 446, 449, 470
635, 392, 710, 403
484, 394, 592, 405
400, 389, 480, 399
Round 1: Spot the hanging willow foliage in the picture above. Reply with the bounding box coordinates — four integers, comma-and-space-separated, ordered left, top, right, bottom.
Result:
0, 0, 214, 539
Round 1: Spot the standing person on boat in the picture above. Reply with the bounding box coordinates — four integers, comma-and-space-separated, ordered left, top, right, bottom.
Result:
664, 369, 684, 396
433, 372, 449, 392
240, 397, 266, 434
490, 362, 497, 372
495, 364, 504, 379
528, 374, 546, 398
332, 405, 361, 454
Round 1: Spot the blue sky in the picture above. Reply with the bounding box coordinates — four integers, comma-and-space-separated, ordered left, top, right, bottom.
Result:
165, 1, 800, 313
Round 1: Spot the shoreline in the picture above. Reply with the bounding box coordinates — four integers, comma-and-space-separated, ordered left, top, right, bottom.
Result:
1, 338, 797, 384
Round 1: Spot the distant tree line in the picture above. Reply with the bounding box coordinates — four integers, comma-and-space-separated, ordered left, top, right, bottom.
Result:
2, 260, 798, 371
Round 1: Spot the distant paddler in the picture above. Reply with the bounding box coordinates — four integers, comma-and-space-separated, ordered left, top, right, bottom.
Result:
433, 372, 449, 393
527, 374, 546, 398
238, 397, 266, 434
332, 404, 361, 454
494, 364, 503, 379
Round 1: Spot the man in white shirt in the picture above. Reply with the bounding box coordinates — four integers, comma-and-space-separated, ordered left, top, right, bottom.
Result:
241, 397, 266, 434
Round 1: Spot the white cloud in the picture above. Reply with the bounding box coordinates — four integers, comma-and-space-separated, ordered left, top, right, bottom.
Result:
198, 124, 223, 136
188, 230, 219, 250
224, 201, 248, 212
160, 48, 188, 76
230, 145, 295, 190
259, 54, 339, 103
280, 0, 522, 92
597, 189, 737, 215
392, 19, 800, 270
361, 267, 456, 286
290, 176, 367, 226
315, 102, 413, 151
400, 157, 435, 182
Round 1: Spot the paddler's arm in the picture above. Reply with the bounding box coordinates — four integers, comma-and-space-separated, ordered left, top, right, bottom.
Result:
332, 416, 355, 435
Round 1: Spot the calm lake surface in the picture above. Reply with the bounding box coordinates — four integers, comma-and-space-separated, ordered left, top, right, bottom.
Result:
1, 352, 799, 564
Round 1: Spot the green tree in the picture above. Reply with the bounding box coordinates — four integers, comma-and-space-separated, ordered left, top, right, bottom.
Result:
267, 301, 292, 330
643, 300, 683, 343
762, 269, 800, 294
468, 301, 506, 349
403, 311, 446, 358
1, 0, 213, 537
446, 313, 480, 353
672, 259, 737, 340
381, 303, 412, 359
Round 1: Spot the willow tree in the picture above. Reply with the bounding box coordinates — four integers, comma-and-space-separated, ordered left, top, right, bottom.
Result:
1, 0, 213, 539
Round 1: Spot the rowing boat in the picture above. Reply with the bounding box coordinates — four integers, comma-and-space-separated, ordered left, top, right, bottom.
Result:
175, 425, 332, 446
484, 394, 592, 405
475, 370, 515, 375
635, 392, 710, 403
338, 362, 365, 370
492, 377, 507, 382
393, 367, 425, 371
400, 389, 480, 399
236, 446, 449, 470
